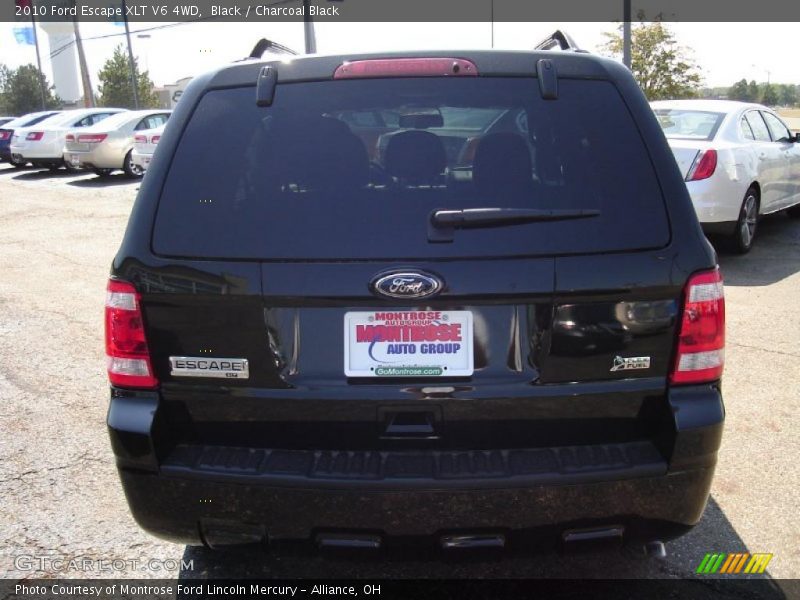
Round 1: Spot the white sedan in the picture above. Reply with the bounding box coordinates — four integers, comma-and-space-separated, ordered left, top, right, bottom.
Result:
651, 99, 800, 253
10, 107, 126, 171
131, 124, 165, 173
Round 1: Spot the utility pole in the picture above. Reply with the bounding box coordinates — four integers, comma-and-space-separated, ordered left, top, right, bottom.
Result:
302, 0, 316, 53
29, 0, 47, 109
623, 0, 632, 69
72, 15, 94, 107
121, 0, 139, 108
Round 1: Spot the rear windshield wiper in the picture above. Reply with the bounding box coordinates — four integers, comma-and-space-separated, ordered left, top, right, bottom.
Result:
428, 207, 600, 242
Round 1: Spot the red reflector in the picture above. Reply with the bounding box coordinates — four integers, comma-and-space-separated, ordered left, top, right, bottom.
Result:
0, 131, 10, 140
78, 133, 108, 143
334, 58, 478, 79
26, 131, 44, 141
133, 134, 147, 144
151, 135, 161, 144
105, 279, 158, 389
670, 268, 725, 385
686, 149, 717, 181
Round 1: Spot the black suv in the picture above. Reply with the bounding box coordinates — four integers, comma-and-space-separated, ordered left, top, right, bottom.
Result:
106, 47, 725, 553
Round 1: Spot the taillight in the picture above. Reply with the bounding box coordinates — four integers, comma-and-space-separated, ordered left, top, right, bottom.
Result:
26, 131, 44, 141
670, 268, 725, 385
686, 149, 717, 181
65, 133, 75, 142
78, 133, 108, 143
134, 134, 147, 144
105, 279, 158, 389
334, 58, 478, 79
151, 135, 161, 144
0, 131, 10, 141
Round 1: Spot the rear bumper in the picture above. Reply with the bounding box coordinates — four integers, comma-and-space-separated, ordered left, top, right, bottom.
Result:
109, 385, 724, 548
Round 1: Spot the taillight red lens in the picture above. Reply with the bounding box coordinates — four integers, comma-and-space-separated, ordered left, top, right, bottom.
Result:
65, 133, 75, 142
151, 135, 161, 144
26, 131, 44, 141
686, 149, 717, 181
334, 58, 478, 79
78, 133, 107, 143
105, 279, 158, 389
0, 131, 10, 140
133, 134, 147, 144
670, 268, 725, 385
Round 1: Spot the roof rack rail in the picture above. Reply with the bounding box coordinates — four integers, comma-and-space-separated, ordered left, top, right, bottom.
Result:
534, 30, 584, 52
247, 38, 298, 59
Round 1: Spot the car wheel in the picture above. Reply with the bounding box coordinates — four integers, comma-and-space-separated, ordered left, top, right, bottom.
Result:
48, 163, 62, 172
93, 168, 114, 177
728, 188, 759, 254
123, 150, 143, 178
10, 156, 27, 168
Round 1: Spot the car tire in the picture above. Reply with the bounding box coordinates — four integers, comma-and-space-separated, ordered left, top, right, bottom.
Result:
48, 163, 62, 172
10, 156, 27, 168
728, 187, 759, 254
93, 168, 114, 177
123, 150, 143, 178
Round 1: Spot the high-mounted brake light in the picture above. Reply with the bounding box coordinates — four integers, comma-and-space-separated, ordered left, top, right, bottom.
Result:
670, 268, 725, 385
78, 133, 108, 143
334, 58, 478, 80
105, 279, 158, 389
151, 135, 161, 144
686, 149, 717, 182
26, 131, 44, 141
134, 134, 147, 144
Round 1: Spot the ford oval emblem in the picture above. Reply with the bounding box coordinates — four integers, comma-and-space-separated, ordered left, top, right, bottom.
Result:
371, 271, 443, 299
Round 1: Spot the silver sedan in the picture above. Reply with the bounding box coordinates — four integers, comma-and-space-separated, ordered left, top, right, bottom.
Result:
63, 110, 171, 178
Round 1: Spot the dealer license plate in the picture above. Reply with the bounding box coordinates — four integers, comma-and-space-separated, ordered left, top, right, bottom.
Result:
344, 310, 474, 377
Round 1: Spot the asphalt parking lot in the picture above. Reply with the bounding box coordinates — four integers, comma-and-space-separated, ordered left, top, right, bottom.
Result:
0, 162, 798, 590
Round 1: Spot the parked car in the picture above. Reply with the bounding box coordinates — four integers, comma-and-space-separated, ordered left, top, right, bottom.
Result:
0, 117, 15, 127
652, 99, 800, 253
0, 111, 61, 166
63, 110, 171, 178
10, 108, 126, 171
107, 44, 724, 554
130, 125, 165, 172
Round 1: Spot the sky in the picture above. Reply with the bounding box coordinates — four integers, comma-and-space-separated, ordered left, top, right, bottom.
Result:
0, 20, 797, 95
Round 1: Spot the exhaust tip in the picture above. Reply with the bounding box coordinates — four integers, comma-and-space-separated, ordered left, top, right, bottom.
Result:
561, 526, 624, 553
440, 533, 506, 551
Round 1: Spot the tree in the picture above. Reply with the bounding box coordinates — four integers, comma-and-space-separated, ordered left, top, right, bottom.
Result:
0, 64, 60, 116
761, 84, 779, 107
97, 45, 159, 109
748, 80, 761, 103
728, 78, 752, 102
602, 21, 702, 100
778, 84, 797, 107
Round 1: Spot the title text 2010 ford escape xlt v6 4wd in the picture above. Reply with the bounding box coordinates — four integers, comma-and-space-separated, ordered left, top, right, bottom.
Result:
105, 44, 725, 554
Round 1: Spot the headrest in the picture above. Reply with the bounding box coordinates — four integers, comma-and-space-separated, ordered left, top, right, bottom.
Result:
384, 130, 446, 184
472, 132, 533, 196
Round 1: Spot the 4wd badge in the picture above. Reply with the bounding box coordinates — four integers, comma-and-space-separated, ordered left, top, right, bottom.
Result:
610, 355, 651, 372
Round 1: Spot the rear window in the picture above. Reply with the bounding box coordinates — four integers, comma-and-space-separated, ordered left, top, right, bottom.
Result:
154, 77, 670, 260
653, 108, 724, 141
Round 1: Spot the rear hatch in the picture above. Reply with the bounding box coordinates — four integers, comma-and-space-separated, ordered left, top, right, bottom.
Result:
137, 71, 680, 455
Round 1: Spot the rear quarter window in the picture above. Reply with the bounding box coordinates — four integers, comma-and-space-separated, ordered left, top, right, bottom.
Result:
153, 77, 670, 260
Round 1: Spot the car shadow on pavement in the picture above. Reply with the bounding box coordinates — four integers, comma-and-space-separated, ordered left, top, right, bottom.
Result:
66, 173, 140, 187
11, 168, 86, 180
716, 212, 800, 287
175, 496, 789, 597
